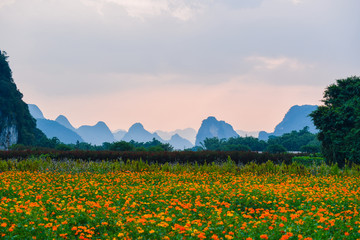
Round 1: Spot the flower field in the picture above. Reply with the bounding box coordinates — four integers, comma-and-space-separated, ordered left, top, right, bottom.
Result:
0, 169, 360, 239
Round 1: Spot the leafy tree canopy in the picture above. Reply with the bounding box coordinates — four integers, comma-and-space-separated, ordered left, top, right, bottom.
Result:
267, 126, 320, 152
310, 76, 360, 165
200, 128, 319, 153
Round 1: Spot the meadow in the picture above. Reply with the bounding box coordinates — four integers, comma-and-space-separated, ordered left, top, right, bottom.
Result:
0, 158, 360, 239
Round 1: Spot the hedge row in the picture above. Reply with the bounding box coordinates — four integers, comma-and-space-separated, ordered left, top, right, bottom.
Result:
0, 150, 303, 165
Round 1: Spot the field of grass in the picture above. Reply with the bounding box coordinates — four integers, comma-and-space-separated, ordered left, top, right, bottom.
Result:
0, 158, 360, 239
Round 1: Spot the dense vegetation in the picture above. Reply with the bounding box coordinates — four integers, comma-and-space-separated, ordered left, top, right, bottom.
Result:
311, 76, 360, 166
201, 127, 319, 153
0, 149, 298, 165
0, 51, 48, 146
9, 126, 318, 154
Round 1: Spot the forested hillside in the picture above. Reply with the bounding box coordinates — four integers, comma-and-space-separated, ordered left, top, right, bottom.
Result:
0, 50, 47, 148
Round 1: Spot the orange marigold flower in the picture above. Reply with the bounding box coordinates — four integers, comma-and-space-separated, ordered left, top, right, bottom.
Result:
260, 234, 268, 239
198, 232, 206, 239
211, 234, 219, 240
1, 223, 7, 227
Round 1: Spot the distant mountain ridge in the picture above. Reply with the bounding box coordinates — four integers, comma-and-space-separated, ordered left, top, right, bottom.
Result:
113, 129, 127, 141
53, 114, 115, 145
168, 134, 193, 150
76, 121, 115, 145
121, 123, 194, 150
195, 116, 239, 146
155, 128, 197, 145
122, 123, 163, 143
28, 105, 194, 148
28, 104, 319, 147
36, 118, 84, 144
56, 115, 76, 131
28, 104, 45, 119
258, 105, 318, 140
28, 104, 84, 144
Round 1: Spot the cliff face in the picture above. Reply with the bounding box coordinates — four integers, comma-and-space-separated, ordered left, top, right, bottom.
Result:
195, 116, 239, 146
0, 115, 18, 150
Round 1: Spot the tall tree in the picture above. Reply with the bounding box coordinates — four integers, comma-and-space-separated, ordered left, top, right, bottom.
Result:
310, 76, 360, 166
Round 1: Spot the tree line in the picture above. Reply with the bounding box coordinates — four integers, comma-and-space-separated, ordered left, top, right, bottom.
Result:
11, 126, 320, 154
200, 126, 320, 153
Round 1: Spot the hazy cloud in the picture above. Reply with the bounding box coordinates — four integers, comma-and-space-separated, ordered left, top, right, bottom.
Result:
0, 0, 15, 8
80, 0, 205, 20
245, 56, 312, 71
1, 0, 359, 131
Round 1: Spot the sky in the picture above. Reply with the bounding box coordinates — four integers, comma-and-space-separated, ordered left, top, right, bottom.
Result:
1, 0, 359, 132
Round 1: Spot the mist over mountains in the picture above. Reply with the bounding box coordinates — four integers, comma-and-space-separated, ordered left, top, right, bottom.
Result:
156, 128, 197, 145
28, 104, 318, 149
28, 104, 194, 149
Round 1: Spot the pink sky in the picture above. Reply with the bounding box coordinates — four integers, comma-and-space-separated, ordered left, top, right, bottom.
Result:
2, 0, 359, 132
22, 80, 324, 132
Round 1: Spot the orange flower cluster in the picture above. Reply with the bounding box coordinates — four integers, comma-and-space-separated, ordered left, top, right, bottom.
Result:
0, 170, 359, 239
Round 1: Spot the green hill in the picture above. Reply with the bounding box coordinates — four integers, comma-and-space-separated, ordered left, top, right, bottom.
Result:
0, 50, 47, 149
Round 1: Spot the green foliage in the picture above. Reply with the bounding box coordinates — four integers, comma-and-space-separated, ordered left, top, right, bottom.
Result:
55, 143, 72, 151
1, 157, 359, 177
200, 129, 319, 153
310, 76, 360, 166
201, 136, 266, 151
0, 50, 49, 147
292, 156, 325, 167
201, 137, 224, 151
98, 138, 174, 152
109, 141, 135, 151
265, 144, 287, 154
300, 144, 320, 153
267, 126, 320, 152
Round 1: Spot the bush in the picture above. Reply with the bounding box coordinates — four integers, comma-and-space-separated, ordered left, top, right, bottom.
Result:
266, 144, 287, 154
292, 156, 325, 167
